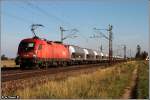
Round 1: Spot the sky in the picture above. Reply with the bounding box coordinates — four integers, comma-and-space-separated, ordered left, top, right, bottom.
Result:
1, 0, 149, 58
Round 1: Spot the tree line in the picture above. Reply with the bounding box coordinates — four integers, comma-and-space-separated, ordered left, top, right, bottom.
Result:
1, 54, 14, 60
135, 45, 148, 60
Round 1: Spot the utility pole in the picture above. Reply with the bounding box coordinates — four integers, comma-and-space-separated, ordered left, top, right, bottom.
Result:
130, 49, 131, 58
60, 26, 67, 43
60, 26, 78, 43
108, 24, 113, 62
124, 45, 126, 59
100, 45, 103, 52
92, 24, 113, 62
117, 44, 127, 60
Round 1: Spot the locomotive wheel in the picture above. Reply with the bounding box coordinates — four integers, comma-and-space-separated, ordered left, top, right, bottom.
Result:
35, 64, 40, 69
20, 64, 25, 70
62, 62, 67, 67
45, 62, 49, 69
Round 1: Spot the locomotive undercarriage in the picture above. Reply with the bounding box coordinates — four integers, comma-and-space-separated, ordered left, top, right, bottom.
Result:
16, 57, 38, 69
16, 57, 70, 69
16, 57, 125, 69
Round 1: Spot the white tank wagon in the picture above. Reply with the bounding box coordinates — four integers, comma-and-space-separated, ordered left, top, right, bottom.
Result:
101, 52, 104, 59
68, 45, 113, 64
93, 51, 98, 60
100, 52, 109, 60
102, 53, 109, 60
96, 51, 104, 60
86, 49, 95, 60
83, 48, 89, 60
83, 49, 99, 60
68, 45, 85, 61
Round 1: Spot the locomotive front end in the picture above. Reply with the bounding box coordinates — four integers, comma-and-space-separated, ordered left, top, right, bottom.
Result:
15, 39, 38, 68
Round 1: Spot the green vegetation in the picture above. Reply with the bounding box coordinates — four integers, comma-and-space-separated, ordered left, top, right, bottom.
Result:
13, 62, 136, 99
137, 61, 149, 99
135, 45, 148, 60
1, 54, 8, 60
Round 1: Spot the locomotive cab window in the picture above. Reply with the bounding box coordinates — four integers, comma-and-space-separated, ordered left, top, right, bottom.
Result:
38, 44, 42, 50
28, 43, 34, 47
19, 42, 35, 51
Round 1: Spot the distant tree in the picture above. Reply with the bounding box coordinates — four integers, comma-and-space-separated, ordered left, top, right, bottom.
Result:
135, 45, 141, 59
141, 51, 148, 60
1, 54, 8, 60
135, 45, 148, 60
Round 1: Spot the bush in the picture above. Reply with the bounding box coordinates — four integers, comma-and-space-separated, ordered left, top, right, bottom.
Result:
1, 54, 8, 60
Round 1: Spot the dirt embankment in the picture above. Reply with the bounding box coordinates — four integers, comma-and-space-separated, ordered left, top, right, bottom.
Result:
122, 61, 149, 99
122, 65, 138, 99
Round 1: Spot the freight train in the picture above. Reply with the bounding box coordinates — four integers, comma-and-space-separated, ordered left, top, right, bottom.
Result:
15, 24, 124, 69
15, 36, 124, 69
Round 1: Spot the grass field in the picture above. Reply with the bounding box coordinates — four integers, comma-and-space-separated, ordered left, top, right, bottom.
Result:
137, 61, 149, 99
11, 61, 136, 99
2, 61, 148, 99
1, 60, 16, 67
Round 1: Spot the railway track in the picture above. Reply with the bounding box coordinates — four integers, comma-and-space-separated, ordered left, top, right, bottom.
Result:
2, 62, 111, 82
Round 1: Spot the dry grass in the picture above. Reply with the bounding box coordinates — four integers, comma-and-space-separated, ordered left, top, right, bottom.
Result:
12, 61, 137, 99
137, 61, 149, 99
1, 60, 16, 67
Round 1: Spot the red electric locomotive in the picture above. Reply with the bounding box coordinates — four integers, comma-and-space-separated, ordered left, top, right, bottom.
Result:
16, 36, 70, 69
15, 24, 70, 69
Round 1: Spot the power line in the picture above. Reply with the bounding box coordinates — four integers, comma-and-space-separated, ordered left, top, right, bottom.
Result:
22, 1, 91, 43
115, 44, 127, 59
17, 4, 41, 17
2, 12, 34, 24
25, 1, 90, 43
4, 1, 89, 46
24, 1, 91, 44
24, 1, 72, 26
60, 26, 78, 43
92, 24, 113, 62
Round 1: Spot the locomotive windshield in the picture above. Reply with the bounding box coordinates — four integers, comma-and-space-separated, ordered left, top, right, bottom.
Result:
19, 42, 35, 52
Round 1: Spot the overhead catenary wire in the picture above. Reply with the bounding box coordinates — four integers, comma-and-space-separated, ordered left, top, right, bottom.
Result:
1, 1, 41, 25
3, 0, 91, 47
92, 25, 113, 62
16, 3, 41, 17
2, 12, 34, 24
23, 1, 89, 43
27, 1, 89, 44
24, 1, 72, 27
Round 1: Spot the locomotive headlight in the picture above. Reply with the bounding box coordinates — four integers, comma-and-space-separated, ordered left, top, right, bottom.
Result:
33, 54, 37, 58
